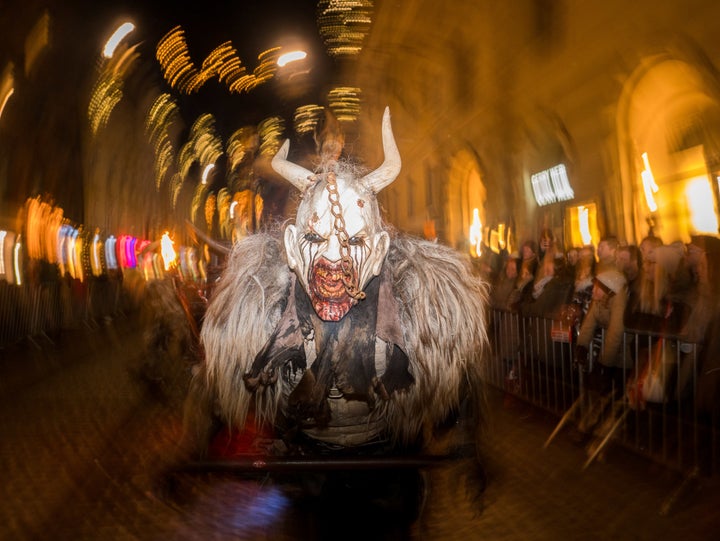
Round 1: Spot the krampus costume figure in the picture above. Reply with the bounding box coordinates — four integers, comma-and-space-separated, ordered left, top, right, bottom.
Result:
182, 108, 488, 459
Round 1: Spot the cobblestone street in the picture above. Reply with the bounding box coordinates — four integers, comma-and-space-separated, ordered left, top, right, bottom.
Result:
1, 314, 718, 540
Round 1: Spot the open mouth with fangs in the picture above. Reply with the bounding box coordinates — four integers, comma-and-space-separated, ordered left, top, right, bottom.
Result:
308, 258, 354, 321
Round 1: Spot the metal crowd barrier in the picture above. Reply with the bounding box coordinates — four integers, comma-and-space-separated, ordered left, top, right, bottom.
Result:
485, 308, 718, 480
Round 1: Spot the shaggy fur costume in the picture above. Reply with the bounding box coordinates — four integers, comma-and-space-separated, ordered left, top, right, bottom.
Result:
187, 231, 488, 454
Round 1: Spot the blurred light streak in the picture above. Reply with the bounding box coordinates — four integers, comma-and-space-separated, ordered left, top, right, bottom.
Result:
118, 235, 138, 269
57, 224, 73, 276
45, 207, 63, 264
161, 231, 177, 270
293, 104, 324, 134
531, 164, 573, 206
88, 77, 123, 134
205, 193, 217, 230
156, 26, 281, 94
179, 247, 190, 280
0, 87, 13, 120
549, 164, 574, 201
317, 0, 374, 58
25, 197, 42, 260
217, 188, 231, 239
24, 196, 64, 265
198, 257, 207, 282
489, 229, 500, 254
136, 239, 151, 279
117, 235, 127, 268
170, 173, 184, 209
531, 170, 555, 206
64, 229, 76, 279
156, 26, 203, 93
686, 176, 718, 233
154, 253, 165, 280
641, 152, 659, 212
91, 230, 103, 276
89, 43, 140, 135
13, 236, 23, 286
469, 208, 482, 257
105, 236, 118, 270
227, 127, 258, 171
0, 63, 14, 121
133, 239, 150, 274
277, 50, 307, 67
103, 22, 135, 59
0, 230, 5, 278
146, 94, 180, 189
178, 143, 196, 181
327, 87, 361, 122
191, 114, 223, 168
24, 11, 50, 76
191, 184, 207, 225
2, 231, 17, 284
202, 164, 215, 185
258, 116, 285, 156
579, 205, 592, 245
72, 229, 84, 282
188, 248, 200, 281
127, 236, 138, 269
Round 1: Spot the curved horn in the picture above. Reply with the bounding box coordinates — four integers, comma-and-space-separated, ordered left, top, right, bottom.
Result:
271, 139, 315, 192
360, 107, 401, 194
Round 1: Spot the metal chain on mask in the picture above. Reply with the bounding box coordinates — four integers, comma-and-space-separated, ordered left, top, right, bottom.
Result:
325, 171, 366, 302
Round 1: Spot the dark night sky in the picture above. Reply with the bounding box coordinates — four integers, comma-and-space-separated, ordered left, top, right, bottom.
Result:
1, 0, 334, 129
116, 0, 331, 128
0, 0, 335, 224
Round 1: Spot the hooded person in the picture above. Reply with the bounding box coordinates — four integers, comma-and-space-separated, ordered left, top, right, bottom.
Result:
180, 108, 489, 459
575, 269, 628, 394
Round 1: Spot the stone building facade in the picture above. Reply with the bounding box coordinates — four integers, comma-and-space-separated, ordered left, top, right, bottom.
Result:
350, 0, 720, 254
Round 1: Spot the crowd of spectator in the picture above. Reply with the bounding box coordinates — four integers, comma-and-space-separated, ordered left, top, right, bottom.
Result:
482, 228, 720, 422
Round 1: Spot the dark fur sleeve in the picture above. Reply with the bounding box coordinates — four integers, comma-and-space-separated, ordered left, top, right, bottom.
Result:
200, 233, 292, 428
385, 236, 489, 444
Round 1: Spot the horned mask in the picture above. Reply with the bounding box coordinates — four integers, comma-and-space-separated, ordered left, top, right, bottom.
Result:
272, 107, 401, 321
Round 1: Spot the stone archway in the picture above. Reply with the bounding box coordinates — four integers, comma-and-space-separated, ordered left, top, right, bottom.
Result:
445, 147, 486, 253
618, 52, 720, 244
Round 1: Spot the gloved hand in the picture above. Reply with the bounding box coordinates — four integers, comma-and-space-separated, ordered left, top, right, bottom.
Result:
574, 345, 589, 370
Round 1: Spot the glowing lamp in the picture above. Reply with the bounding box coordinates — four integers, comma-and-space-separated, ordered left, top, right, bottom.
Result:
469, 208, 482, 258
160, 231, 177, 271
277, 50, 307, 67
202, 164, 215, 185
13, 235, 22, 286
105, 236, 118, 270
91, 231, 103, 277
103, 22, 135, 59
578, 205, 592, 246
641, 152, 658, 213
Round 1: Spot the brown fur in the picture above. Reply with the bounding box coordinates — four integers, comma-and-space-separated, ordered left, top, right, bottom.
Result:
196, 231, 489, 450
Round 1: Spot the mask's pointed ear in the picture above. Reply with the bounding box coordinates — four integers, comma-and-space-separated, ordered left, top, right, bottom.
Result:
283, 224, 300, 270
360, 107, 401, 194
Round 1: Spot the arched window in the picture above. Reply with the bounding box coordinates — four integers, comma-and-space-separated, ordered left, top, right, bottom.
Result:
619, 56, 720, 243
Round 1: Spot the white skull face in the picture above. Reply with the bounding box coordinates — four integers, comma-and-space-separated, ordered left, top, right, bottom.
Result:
284, 176, 389, 321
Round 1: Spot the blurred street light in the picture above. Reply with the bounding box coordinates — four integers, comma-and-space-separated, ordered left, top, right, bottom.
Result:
202, 164, 215, 185
277, 50, 307, 67
103, 22, 135, 59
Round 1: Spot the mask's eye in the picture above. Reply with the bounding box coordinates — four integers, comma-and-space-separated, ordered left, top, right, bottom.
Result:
348, 235, 366, 247
304, 232, 324, 243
